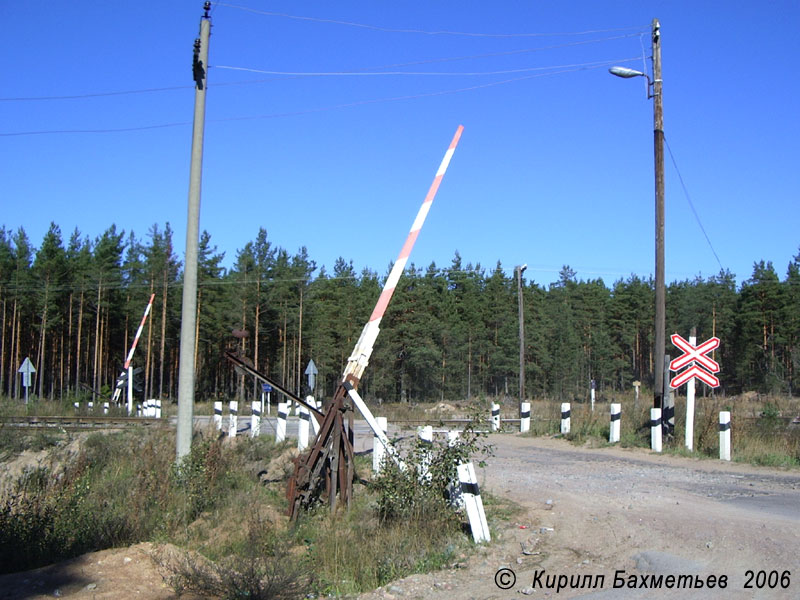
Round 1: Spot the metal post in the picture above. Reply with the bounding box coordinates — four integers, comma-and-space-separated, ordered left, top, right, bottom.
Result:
652, 18, 666, 413
176, 3, 211, 461
516, 264, 527, 416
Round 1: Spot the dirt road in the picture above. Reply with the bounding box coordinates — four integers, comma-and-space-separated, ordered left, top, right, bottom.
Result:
361, 434, 800, 600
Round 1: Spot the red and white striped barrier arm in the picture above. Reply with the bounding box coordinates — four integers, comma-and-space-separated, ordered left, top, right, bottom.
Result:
112, 293, 155, 403
343, 125, 464, 383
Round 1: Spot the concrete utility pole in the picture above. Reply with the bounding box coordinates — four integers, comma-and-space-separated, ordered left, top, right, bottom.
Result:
652, 18, 666, 413
177, 2, 211, 462
516, 264, 527, 416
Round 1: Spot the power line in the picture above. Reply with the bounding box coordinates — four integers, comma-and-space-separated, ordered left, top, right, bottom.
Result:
213, 57, 639, 77
664, 135, 725, 273
215, 2, 647, 38
0, 57, 639, 137
0, 32, 644, 103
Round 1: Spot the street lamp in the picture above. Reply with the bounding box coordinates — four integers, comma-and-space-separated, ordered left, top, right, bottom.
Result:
516, 264, 527, 416
609, 18, 666, 415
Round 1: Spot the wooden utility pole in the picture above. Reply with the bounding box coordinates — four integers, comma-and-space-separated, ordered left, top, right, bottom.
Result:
652, 18, 666, 412
176, 1, 211, 461
516, 264, 527, 416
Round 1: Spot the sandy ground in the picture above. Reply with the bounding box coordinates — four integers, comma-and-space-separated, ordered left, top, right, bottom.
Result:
2, 434, 799, 599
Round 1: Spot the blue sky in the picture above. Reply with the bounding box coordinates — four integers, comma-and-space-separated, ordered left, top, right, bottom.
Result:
2, 1, 799, 288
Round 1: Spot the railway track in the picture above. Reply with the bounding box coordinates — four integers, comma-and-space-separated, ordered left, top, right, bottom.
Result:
0, 415, 171, 431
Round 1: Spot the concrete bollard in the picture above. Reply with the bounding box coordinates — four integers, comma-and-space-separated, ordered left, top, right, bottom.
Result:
103, 402, 109, 415
609, 403, 621, 443
136, 403, 142, 417
560, 403, 571, 434
229, 400, 238, 438
251, 400, 261, 438
719, 411, 731, 461
88, 401, 94, 412
307, 396, 320, 436
650, 408, 662, 452
276, 402, 288, 444
156, 399, 162, 419
73, 401, 80, 412
417, 425, 433, 481
298, 405, 310, 451
213, 401, 222, 430
491, 403, 500, 431
520, 401, 531, 433
373, 416, 388, 472
457, 462, 491, 543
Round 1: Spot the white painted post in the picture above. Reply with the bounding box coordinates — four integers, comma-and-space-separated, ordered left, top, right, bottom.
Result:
213, 401, 222, 431
650, 408, 662, 452
685, 333, 697, 451
103, 402, 109, 415
590, 382, 596, 413
457, 462, 491, 543
307, 396, 320, 436
560, 402, 571, 434
609, 403, 621, 443
520, 401, 531, 433
251, 400, 261, 438
447, 430, 461, 446
127, 366, 134, 415
491, 403, 500, 432
266, 390, 271, 415
298, 405, 310, 451
229, 400, 238, 438
719, 411, 731, 461
156, 399, 162, 419
73, 401, 79, 412
136, 403, 142, 417
373, 416, 388, 472
276, 402, 288, 444
418, 425, 433, 481
88, 401, 94, 412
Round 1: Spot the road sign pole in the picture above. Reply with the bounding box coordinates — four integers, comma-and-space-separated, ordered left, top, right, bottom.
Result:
685, 329, 697, 451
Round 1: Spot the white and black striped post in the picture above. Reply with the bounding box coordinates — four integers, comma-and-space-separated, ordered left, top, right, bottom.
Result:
73, 401, 80, 412
88, 401, 94, 412
520, 401, 531, 433
418, 425, 433, 481
136, 403, 142, 417
213, 401, 222, 431
298, 405, 310, 451
560, 402, 571, 434
491, 403, 500, 432
229, 400, 238, 438
156, 399, 162, 419
250, 400, 261, 438
103, 402, 109, 415
650, 407, 662, 452
456, 462, 491, 543
373, 416, 388, 472
276, 402, 288, 444
719, 411, 731, 461
609, 403, 621, 443
307, 396, 320, 436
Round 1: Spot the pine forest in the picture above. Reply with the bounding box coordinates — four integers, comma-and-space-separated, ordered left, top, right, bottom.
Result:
1, 223, 798, 405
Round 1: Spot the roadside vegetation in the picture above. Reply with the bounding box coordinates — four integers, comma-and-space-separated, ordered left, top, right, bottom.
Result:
0, 414, 498, 598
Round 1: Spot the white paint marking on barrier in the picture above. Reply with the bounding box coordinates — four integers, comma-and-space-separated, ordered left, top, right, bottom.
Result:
609, 403, 621, 443
373, 416, 388, 473
276, 402, 288, 444
491, 403, 500, 432
719, 411, 731, 461
298, 405, 310, 451
561, 402, 571, 435
457, 462, 491, 543
650, 408, 662, 452
213, 401, 223, 431
229, 400, 238, 438
520, 401, 531, 433
251, 400, 261, 438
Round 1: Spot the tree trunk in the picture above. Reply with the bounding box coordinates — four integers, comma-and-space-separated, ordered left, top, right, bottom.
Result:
75, 290, 84, 393
159, 270, 168, 399
93, 283, 102, 394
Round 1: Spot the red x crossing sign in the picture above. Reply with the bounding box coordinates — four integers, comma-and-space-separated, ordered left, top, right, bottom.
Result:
669, 333, 720, 389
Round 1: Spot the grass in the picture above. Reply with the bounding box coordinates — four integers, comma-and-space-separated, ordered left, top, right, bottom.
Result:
0, 423, 502, 598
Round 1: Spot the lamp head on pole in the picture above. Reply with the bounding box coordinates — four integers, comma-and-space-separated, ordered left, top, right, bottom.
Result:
609, 66, 654, 99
